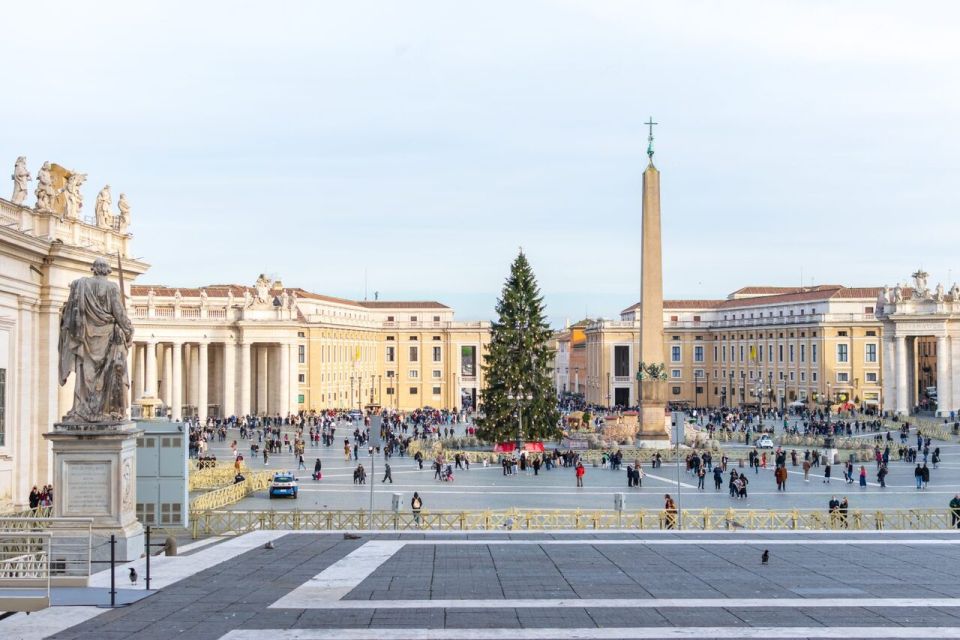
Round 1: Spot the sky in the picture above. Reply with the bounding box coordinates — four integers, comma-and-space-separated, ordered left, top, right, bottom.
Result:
3, 1, 959, 326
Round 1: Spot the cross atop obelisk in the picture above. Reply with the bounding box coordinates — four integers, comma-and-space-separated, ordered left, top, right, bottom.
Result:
645, 116, 658, 162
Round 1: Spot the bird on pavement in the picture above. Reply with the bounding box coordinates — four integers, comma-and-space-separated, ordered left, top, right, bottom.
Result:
264, 540, 275, 550
761, 550, 769, 565
129, 567, 138, 584
343, 533, 361, 540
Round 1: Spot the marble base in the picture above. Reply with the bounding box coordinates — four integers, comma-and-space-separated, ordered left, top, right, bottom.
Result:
43, 421, 145, 562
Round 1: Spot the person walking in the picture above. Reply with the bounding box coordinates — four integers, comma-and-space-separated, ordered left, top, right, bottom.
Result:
775, 465, 787, 491
697, 466, 706, 490
313, 458, 322, 481
297, 454, 306, 470
823, 462, 831, 484
950, 494, 960, 528
575, 461, 585, 488
382, 462, 393, 483
921, 463, 930, 489
663, 494, 678, 530
802, 459, 811, 482
713, 465, 723, 491
858, 465, 867, 488
914, 464, 923, 489
411, 492, 423, 527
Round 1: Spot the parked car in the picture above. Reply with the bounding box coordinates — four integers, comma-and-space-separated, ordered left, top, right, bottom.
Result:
756, 435, 775, 449
269, 472, 299, 499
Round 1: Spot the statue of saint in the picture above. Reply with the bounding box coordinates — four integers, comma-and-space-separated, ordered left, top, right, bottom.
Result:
11, 156, 31, 205
949, 283, 960, 300
254, 274, 270, 304
34, 161, 55, 211
58, 258, 134, 423
893, 284, 903, 303
117, 193, 131, 233
95, 185, 113, 228
61, 173, 87, 219
935, 283, 945, 302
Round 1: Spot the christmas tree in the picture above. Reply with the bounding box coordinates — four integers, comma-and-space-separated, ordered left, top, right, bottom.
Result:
476, 251, 561, 445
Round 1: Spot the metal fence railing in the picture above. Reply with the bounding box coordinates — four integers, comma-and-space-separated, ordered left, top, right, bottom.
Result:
0, 531, 51, 612
187, 507, 960, 538
0, 517, 92, 586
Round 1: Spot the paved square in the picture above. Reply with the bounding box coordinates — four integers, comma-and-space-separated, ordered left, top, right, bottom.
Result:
16, 531, 960, 640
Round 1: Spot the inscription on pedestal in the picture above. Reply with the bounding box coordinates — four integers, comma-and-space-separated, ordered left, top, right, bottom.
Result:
65, 461, 112, 516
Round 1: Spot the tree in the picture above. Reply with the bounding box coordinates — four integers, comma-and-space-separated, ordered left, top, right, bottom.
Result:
476, 251, 561, 444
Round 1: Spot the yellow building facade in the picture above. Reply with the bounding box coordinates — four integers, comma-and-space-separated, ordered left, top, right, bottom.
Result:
570, 285, 884, 411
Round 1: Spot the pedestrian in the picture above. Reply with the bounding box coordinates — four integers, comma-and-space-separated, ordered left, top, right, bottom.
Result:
663, 494, 677, 529
313, 458, 322, 481
921, 463, 930, 489
950, 494, 960, 528
575, 461, 585, 488
858, 465, 866, 488
382, 462, 393, 483
697, 466, 706, 490
823, 462, 831, 484
298, 454, 306, 470
877, 464, 888, 488
775, 465, 787, 491
802, 459, 811, 482
411, 492, 423, 526
713, 466, 723, 491
914, 464, 923, 489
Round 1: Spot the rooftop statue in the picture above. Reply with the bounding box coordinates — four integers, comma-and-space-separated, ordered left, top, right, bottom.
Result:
117, 193, 131, 233
35, 161, 55, 211
95, 185, 113, 228
62, 172, 87, 220
58, 257, 133, 423
11, 156, 31, 205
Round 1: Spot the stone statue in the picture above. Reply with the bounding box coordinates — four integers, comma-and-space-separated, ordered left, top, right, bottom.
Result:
878, 286, 889, 308
199, 289, 208, 305
58, 258, 134, 423
173, 289, 182, 305
117, 193, 131, 233
11, 156, 31, 205
280, 289, 290, 310
95, 185, 113, 228
949, 283, 960, 300
147, 288, 156, 306
935, 283, 945, 302
243, 289, 252, 307
254, 274, 270, 304
61, 172, 87, 220
911, 269, 930, 299
34, 161, 55, 211
893, 284, 903, 303
288, 290, 297, 309
227, 290, 235, 307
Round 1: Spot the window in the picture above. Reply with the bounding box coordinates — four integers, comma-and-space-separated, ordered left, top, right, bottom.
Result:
694, 345, 704, 362
409, 370, 419, 378
409, 387, 418, 395
800, 344, 805, 363
778, 345, 784, 362
432, 386, 441, 395
409, 336, 418, 341
386, 335, 395, 341
789, 372, 795, 381
297, 394, 304, 403
386, 387, 394, 395
837, 344, 849, 363
297, 373, 305, 383
614, 346, 630, 376
297, 331, 305, 338
722, 346, 726, 362
866, 372, 878, 383
386, 346, 395, 362
768, 345, 773, 361
865, 343, 877, 363
410, 316, 417, 322
297, 345, 305, 364
800, 372, 806, 382
812, 372, 818, 382
789, 344, 794, 363
838, 330, 848, 337
0, 368, 4, 446
671, 369, 681, 378
433, 346, 442, 362
387, 316, 395, 322
837, 372, 850, 383
694, 369, 705, 379
432, 370, 441, 378
409, 346, 418, 362
739, 346, 744, 362
714, 346, 719, 360
671, 346, 681, 362
432, 335, 441, 341
812, 344, 818, 363
866, 330, 877, 337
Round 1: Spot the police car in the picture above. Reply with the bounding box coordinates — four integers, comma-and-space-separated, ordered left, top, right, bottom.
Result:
756, 435, 775, 449
269, 471, 299, 499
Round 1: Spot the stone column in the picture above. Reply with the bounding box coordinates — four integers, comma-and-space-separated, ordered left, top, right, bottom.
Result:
132, 343, 144, 400
290, 342, 300, 412
145, 340, 158, 398
937, 335, 951, 416
279, 342, 291, 417
895, 336, 908, 415
223, 340, 236, 418
171, 341, 183, 421
239, 341, 252, 417
162, 345, 173, 407
257, 345, 269, 415
198, 342, 209, 420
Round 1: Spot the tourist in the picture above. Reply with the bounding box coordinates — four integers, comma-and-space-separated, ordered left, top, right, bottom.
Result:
858, 465, 867, 488
382, 462, 393, 484
914, 464, 923, 489
313, 458, 322, 481
713, 465, 723, 490
575, 461, 585, 487
950, 494, 960, 528
921, 463, 930, 489
775, 465, 787, 491
823, 462, 831, 484
697, 466, 705, 490
28, 486, 40, 510
663, 494, 677, 529
877, 464, 888, 488
411, 492, 423, 526
802, 458, 811, 481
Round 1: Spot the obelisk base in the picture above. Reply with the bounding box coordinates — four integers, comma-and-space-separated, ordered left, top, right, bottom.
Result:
637, 380, 670, 442
43, 421, 144, 562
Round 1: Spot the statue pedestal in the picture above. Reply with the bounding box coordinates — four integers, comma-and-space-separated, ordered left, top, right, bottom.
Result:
638, 380, 670, 443
43, 421, 144, 563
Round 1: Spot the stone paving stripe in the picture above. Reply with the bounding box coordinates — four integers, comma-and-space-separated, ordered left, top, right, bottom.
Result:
279, 596, 960, 610
271, 540, 405, 607
405, 538, 960, 545
219, 626, 960, 639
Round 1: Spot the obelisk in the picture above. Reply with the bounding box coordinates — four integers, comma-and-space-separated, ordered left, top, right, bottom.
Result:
637, 117, 669, 440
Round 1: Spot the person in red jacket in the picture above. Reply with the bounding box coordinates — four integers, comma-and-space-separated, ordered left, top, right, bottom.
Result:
575, 461, 585, 487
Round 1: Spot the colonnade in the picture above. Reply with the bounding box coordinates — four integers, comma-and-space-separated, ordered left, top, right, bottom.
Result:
888, 333, 955, 416
130, 339, 298, 420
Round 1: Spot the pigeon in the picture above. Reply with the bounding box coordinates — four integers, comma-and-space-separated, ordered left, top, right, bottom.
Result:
343, 533, 361, 540
761, 550, 769, 565
264, 540, 275, 550
129, 567, 138, 584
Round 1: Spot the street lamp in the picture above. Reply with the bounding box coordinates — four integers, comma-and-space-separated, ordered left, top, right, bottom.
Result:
507, 391, 533, 453
350, 375, 354, 411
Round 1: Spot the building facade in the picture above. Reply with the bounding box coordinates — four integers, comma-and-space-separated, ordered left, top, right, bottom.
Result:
570, 285, 884, 412
127, 279, 490, 420
0, 177, 148, 509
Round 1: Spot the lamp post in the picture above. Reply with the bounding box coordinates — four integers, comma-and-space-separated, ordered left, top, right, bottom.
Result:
729, 371, 734, 408
378, 375, 382, 406
740, 371, 746, 408
368, 445, 375, 527
507, 392, 533, 453
350, 375, 354, 412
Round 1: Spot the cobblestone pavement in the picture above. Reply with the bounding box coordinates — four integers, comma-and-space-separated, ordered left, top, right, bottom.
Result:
41, 531, 960, 640
203, 422, 960, 512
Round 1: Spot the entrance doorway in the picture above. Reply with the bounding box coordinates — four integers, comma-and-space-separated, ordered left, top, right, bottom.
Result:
614, 388, 630, 408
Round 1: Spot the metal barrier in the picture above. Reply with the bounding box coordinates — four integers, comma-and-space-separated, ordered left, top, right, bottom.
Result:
188, 507, 959, 538
0, 505, 53, 518
189, 471, 272, 512
0, 517, 93, 586
189, 466, 254, 491
0, 532, 51, 612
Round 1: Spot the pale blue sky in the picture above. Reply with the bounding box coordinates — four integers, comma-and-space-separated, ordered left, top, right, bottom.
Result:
4, 1, 959, 325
